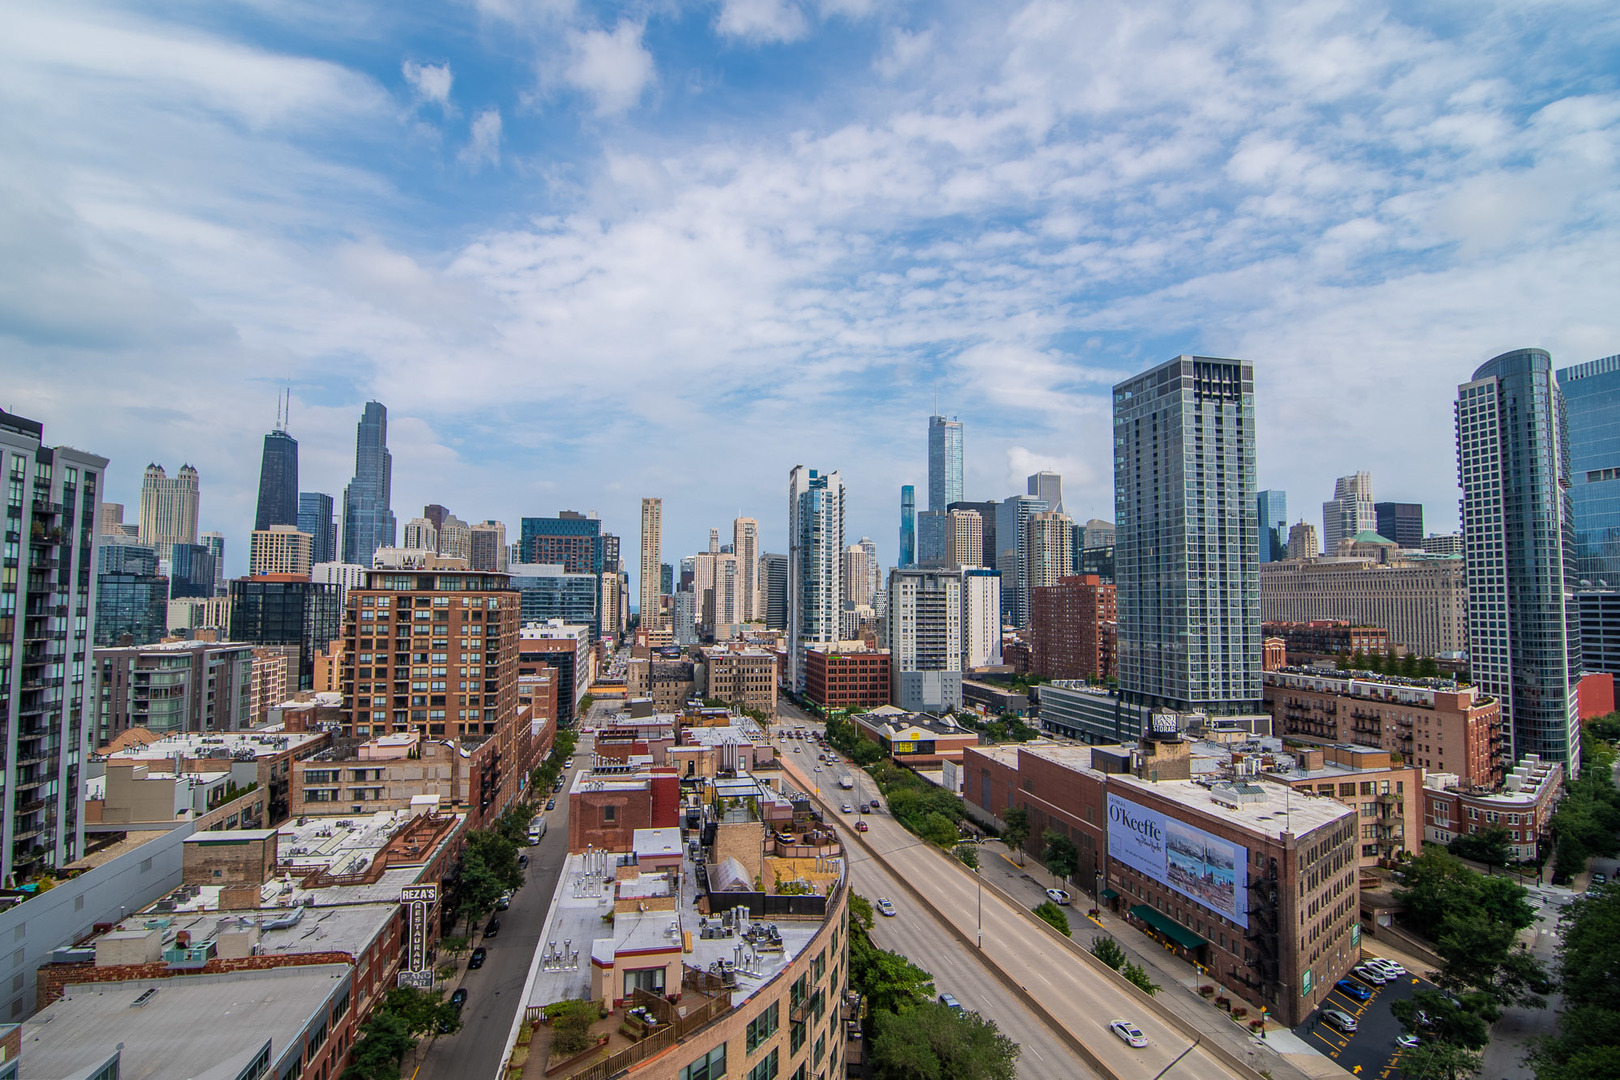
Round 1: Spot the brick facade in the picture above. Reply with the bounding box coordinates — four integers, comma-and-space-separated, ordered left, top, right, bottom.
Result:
1029, 575, 1117, 681
803, 649, 890, 711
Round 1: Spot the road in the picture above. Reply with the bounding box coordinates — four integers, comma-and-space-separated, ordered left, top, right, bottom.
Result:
778, 752, 1261, 1080
416, 737, 589, 1080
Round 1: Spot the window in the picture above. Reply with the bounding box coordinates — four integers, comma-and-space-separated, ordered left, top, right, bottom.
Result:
746, 1049, 779, 1080
746, 1002, 779, 1053
604, 805, 617, 823
680, 1045, 726, 1080
789, 1020, 806, 1053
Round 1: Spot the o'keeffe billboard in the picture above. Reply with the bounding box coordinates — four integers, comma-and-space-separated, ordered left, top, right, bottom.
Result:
1107, 793, 1247, 927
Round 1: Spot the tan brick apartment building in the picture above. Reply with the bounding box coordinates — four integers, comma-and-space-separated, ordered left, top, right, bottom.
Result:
701, 645, 778, 714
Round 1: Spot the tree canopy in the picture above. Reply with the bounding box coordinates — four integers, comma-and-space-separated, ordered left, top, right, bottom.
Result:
1001, 807, 1031, 865
870, 1001, 1020, 1080
1532, 882, 1620, 1080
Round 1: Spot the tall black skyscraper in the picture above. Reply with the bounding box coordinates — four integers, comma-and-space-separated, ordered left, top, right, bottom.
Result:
254, 429, 299, 531
298, 492, 337, 564
342, 401, 395, 565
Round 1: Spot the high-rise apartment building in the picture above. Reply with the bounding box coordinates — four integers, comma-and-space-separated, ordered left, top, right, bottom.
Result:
842, 544, 873, 608
733, 517, 760, 622
402, 517, 437, 551
1287, 521, 1319, 561
1556, 354, 1620, 582
1030, 574, 1117, 681
470, 520, 508, 572
949, 500, 998, 570
916, 511, 946, 568
437, 514, 472, 563
761, 553, 788, 631
98, 502, 137, 537
1458, 348, 1583, 771
1027, 470, 1063, 514
1322, 472, 1375, 556
298, 492, 337, 565
928, 415, 964, 513
858, 536, 879, 599
898, 486, 915, 569
340, 401, 395, 565
166, 542, 216, 600
1023, 510, 1073, 596
229, 576, 343, 691
659, 562, 673, 595
253, 428, 299, 531
1374, 502, 1425, 549
1257, 489, 1288, 562
945, 508, 983, 569
250, 525, 314, 577
138, 462, 200, 561
0, 409, 106, 881
887, 567, 963, 712
95, 539, 168, 646
1115, 355, 1261, 717
519, 511, 602, 572
200, 531, 226, 593
962, 566, 1002, 669
995, 494, 1048, 630
639, 497, 662, 628
788, 467, 843, 692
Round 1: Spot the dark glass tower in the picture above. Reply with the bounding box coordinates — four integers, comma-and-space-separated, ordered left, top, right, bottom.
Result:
1458, 349, 1582, 771
1257, 489, 1288, 562
1556, 354, 1620, 583
298, 492, 337, 564
254, 429, 299, 531
899, 485, 916, 569
341, 401, 396, 565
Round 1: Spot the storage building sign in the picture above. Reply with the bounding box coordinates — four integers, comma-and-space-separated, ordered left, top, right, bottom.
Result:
1106, 793, 1248, 927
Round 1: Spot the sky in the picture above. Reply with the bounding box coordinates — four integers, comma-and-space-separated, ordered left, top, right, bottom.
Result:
3, 0, 1618, 591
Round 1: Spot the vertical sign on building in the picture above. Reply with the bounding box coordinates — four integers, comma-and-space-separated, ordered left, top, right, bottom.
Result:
399, 884, 438, 988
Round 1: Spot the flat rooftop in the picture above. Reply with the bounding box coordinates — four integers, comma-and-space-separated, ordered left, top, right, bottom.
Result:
106, 730, 326, 760
21, 964, 349, 1080
1109, 774, 1355, 840
118, 900, 398, 960
275, 809, 465, 904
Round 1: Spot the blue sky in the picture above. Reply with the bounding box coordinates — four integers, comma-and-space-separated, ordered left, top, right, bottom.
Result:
3, 0, 1618, 586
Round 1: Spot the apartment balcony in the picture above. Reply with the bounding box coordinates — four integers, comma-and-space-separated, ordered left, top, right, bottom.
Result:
1378, 793, 1400, 805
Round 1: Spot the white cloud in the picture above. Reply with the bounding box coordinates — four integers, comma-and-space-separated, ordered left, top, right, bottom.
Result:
402, 59, 453, 106
716, 0, 809, 44
459, 108, 502, 169
564, 21, 655, 116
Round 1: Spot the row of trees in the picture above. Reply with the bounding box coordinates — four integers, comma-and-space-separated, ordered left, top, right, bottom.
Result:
1334, 649, 1445, 679
847, 894, 1020, 1080
341, 986, 465, 1080
1548, 732, 1620, 882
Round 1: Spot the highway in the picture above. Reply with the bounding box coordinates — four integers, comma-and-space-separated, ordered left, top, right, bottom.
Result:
778, 745, 1260, 1080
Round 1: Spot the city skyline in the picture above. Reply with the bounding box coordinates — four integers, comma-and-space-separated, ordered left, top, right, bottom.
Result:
6, 3, 1615, 582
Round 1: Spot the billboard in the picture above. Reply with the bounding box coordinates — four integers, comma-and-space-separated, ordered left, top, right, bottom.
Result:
1107, 793, 1247, 927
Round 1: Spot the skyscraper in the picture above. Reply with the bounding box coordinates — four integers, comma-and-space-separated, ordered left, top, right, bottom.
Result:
1027, 471, 1063, 515
1023, 510, 1073, 594
887, 567, 962, 712
298, 492, 337, 564
995, 494, 1048, 630
470, 520, 508, 572
899, 486, 916, 569
788, 466, 844, 692
520, 512, 603, 572
1, 409, 106, 881
1287, 521, 1318, 561
1458, 348, 1582, 771
1373, 502, 1425, 549
1321, 472, 1375, 556
1115, 355, 1261, 717
842, 544, 873, 608
1556, 354, 1620, 582
859, 536, 879, 600
253, 429, 299, 531
200, 531, 226, 593
639, 497, 662, 628
928, 415, 964, 513
733, 516, 760, 622
1257, 489, 1288, 563
340, 401, 395, 565
945, 509, 983, 569
948, 500, 998, 570
761, 553, 788, 631
138, 462, 200, 561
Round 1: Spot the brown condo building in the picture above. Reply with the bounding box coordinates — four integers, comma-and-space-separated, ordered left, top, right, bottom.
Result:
803, 646, 890, 711
1029, 574, 1117, 681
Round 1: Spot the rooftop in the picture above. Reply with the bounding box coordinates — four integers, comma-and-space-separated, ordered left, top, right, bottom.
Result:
103, 729, 326, 761
20, 965, 350, 1080
1110, 773, 1355, 840
274, 809, 464, 904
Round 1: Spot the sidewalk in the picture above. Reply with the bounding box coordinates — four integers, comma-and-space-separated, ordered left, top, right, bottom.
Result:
975, 839, 1350, 1080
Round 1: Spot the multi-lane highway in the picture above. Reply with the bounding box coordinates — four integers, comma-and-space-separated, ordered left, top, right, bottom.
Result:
777, 744, 1263, 1080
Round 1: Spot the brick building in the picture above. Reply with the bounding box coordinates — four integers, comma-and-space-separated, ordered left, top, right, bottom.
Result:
1421, 754, 1563, 861
1259, 744, 1422, 866
1261, 621, 1391, 662
1029, 574, 1117, 681
567, 769, 681, 853
1264, 667, 1502, 786
701, 646, 778, 715
803, 646, 890, 711
625, 658, 697, 712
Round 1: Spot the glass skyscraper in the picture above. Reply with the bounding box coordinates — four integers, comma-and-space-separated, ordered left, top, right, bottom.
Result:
1114, 355, 1260, 716
994, 494, 1047, 630
1556, 354, 1620, 583
341, 401, 396, 566
298, 491, 337, 564
1458, 349, 1582, 771
254, 429, 299, 531
898, 485, 916, 569
1256, 489, 1287, 562
928, 415, 964, 513
788, 466, 843, 692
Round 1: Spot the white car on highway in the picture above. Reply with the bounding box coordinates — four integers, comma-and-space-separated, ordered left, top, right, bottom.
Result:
876, 898, 897, 917
1110, 1020, 1148, 1048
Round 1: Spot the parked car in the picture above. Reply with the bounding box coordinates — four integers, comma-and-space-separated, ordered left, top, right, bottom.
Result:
1321, 1009, 1358, 1033
855, 821, 869, 833
495, 892, 511, 911
1335, 979, 1371, 1001
546, 798, 557, 811
1352, 964, 1390, 985
441, 988, 469, 1032
1594, 872, 1609, 886
519, 853, 529, 868
938, 993, 963, 1011
468, 947, 487, 969
565, 758, 575, 768
1109, 1020, 1148, 1048
1365, 957, 1406, 977
876, 898, 897, 917
1396, 1034, 1422, 1049
1045, 888, 1072, 905
484, 918, 501, 938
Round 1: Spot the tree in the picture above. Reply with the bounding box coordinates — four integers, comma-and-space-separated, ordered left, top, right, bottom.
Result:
1449, 827, 1513, 868
1528, 883, 1620, 1080
342, 1006, 415, 1080
1042, 831, 1079, 886
546, 998, 602, 1055
920, 811, 960, 848
1034, 901, 1070, 937
1398, 1041, 1484, 1080
848, 893, 875, 933
1090, 935, 1127, 971
1001, 807, 1031, 866
1418, 656, 1440, 678
870, 1001, 1019, 1080
1120, 962, 1161, 996
851, 935, 936, 1015
1434, 909, 1549, 1009
438, 934, 470, 958
383, 986, 461, 1039
954, 843, 980, 870
851, 739, 885, 766
457, 828, 525, 930
1399, 651, 1420, 678
1391, 989, 1493, 1050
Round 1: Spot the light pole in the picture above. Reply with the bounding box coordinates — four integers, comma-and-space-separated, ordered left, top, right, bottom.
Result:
976, 863, 983, 950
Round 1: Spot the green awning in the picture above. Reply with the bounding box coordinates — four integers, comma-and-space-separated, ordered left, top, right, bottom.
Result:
1101, 889, 1120, 901
1128, 905, 1207, 950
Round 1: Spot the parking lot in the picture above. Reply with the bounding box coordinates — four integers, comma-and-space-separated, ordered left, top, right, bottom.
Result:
1295, 961, 1434, 1079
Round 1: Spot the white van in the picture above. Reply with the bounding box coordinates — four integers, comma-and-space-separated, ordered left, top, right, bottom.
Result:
528, 817, 547, 845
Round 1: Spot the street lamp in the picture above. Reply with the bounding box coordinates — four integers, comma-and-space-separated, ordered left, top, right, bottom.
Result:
976, 863, 983, 950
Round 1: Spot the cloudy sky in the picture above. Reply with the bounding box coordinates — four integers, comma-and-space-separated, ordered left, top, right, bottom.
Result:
4, 0, 1617, 587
